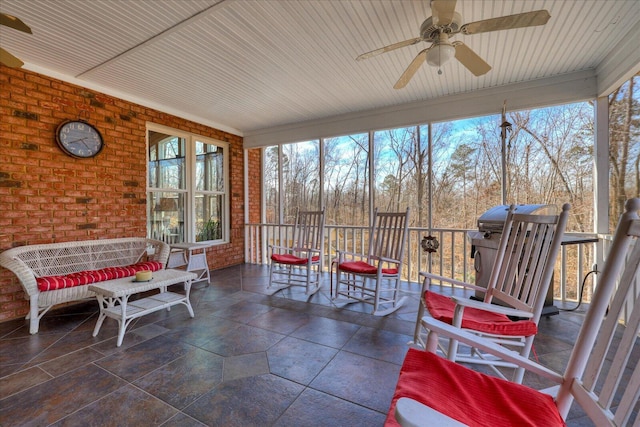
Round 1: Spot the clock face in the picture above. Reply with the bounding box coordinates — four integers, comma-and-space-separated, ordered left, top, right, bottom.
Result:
55, 120, 104, 158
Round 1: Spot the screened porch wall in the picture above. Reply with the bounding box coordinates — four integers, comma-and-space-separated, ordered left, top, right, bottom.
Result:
245, 222, 602, 307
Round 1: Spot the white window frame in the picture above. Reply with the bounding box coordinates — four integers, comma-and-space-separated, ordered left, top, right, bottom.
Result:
146, 122, 230, 244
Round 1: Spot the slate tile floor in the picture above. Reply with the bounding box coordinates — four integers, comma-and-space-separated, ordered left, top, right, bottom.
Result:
0, 264, 596, 426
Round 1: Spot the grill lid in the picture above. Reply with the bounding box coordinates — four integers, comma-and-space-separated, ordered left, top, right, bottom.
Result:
477, 204, 557, 234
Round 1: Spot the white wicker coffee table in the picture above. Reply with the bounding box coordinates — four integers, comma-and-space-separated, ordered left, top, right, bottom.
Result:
89, 269, 197, 346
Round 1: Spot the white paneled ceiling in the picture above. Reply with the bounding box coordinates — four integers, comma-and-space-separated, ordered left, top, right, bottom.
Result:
1, 0, 639, 144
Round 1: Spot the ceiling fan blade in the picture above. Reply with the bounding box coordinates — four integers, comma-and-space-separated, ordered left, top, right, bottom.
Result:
394, 49, 428, 89
453, 42, 491, 76
356, 37, 422, 61
0, 47, 24, 68
431, 0, 457, 26
461, 10, 550, 35
0, 13, 32, 34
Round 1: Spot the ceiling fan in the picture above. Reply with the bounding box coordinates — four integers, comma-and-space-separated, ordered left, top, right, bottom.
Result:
356, 0, 550, 89
0, 13, 32, 68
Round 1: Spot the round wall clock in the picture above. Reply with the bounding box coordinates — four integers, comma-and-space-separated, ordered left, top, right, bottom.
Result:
55, 119, 104, 158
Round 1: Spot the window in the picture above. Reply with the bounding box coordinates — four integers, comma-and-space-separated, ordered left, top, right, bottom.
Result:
147, 124, 228, 244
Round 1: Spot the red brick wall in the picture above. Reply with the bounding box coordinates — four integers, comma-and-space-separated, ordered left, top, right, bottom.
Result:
245, 149, 263, 261
0, 65, 245, 322
247, 149, 262, 224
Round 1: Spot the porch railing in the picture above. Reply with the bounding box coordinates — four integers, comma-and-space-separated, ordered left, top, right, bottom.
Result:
245, 223, 605, 306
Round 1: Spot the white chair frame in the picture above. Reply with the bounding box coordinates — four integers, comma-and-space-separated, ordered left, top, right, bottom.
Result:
334, 208, 410, 316
413, 203, 570, 383
396, 198, 640, 427
268, 208, 325, 296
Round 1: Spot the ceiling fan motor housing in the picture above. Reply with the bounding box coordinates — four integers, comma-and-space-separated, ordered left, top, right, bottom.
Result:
419, 12, 462, 42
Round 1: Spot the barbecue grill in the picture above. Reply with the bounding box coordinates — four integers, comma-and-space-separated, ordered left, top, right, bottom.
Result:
470, 204, 558, 313
477, 204, 557, 237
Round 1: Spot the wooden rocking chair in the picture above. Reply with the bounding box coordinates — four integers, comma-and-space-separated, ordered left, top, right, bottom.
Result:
413, 203, 570, 383
334, 208, 410, 316
388, 198, 640, 427
268, 208, 325, 296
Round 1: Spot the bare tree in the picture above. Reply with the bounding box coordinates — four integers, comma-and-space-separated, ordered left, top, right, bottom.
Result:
508, 104, 595, 231
323, 135, 369, 225
609, 75, 640, 226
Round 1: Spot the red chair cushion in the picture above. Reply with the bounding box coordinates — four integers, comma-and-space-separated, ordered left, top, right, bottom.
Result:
385, 348, 565, 427
271, 253, 320, 265
338, 260, 398, 275
37, 261, 163, 291
424, 290, 537, 336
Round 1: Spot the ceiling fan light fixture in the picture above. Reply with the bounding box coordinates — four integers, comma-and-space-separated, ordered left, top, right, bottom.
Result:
426, 42, 455, 71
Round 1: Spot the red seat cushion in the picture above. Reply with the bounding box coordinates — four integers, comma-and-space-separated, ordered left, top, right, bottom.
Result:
338, 260, 398, 275
37, 261, 163, 291
132, 261, 163, 272
385, 348, 565, 427
271, 253, 320, 265
425, 290, 537, 336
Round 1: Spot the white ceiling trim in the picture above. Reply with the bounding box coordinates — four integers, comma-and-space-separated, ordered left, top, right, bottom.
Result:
596, 18, 640, 96
244, 70, 597, 148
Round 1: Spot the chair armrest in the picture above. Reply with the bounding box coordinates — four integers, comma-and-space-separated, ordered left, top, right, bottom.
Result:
420, 271, 484, 292
148, 239, 170, 266
0, 254, 38, 296
421, 317, 563, 383
292, 247, 321, 255
395, 397, 468, 427
269, 244, 293, 253
450, 296, 534, 319
375, 255, 402, 265
335, 250, 367, 261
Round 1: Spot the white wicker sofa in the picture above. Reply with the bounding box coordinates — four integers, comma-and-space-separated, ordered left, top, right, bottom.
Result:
0, 238, 170, 334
